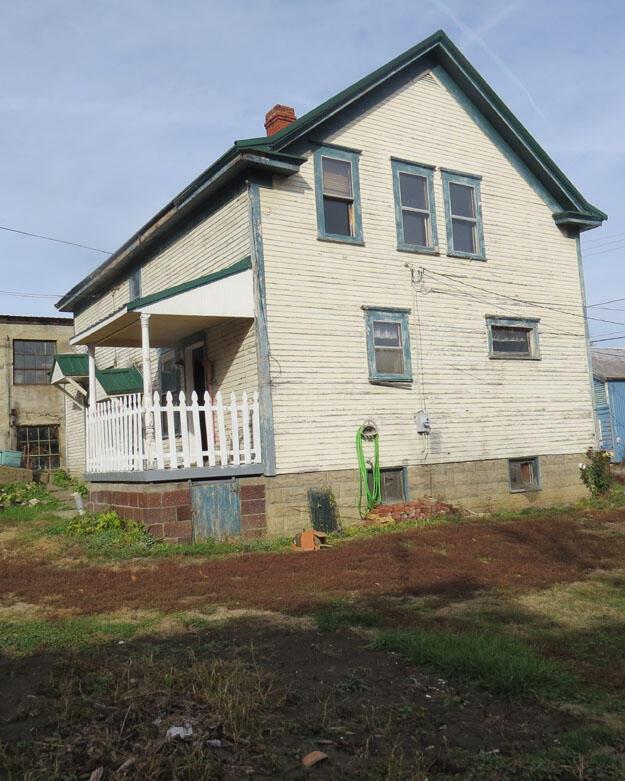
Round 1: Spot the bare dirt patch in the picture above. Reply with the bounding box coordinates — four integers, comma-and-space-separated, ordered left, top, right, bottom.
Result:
0, 619, 584, 780
1, 515, 624, 616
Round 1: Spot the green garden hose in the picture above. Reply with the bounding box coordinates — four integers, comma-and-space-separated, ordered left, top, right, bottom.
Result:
357, 422, 381, 517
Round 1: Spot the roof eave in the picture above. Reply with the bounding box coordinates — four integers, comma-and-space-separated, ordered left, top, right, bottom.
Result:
56, 150, 303, 312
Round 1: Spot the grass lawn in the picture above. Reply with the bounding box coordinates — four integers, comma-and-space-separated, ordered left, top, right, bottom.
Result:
1, 486, 625, 778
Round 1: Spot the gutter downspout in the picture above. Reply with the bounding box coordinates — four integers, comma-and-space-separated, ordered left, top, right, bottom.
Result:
576, 233, 599, 449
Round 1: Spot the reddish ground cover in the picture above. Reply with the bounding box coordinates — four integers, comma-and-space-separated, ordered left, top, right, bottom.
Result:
2, 512, 625, 615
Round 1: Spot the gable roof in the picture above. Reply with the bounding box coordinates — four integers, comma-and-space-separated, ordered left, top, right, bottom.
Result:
592, 348, 625, 382
57, 29, 605, 313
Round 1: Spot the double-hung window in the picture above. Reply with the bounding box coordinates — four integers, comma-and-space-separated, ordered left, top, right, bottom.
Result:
391, 159, 437, 253
442, 170, 485, 259
486, 317, 540, 360
314, 146, 363, 243
363, 308, 412, 383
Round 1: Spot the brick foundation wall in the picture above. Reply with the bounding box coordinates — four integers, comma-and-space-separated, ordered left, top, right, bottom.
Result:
239, 481, 267, 539
87, 482, 193, 544
87, 478, 268, 544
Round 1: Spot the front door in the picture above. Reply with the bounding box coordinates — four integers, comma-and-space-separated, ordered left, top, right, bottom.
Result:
191, 479, 241, 540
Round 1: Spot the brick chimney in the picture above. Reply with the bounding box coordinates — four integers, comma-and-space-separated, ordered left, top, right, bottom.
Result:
264, 104, 296, 136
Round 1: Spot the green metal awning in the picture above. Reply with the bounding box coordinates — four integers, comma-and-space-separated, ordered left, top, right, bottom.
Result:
50, 354, 143, 397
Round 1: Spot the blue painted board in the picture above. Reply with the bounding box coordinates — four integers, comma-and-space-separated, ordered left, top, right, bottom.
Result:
608, 380, 625, 464
191, 480, 241, 540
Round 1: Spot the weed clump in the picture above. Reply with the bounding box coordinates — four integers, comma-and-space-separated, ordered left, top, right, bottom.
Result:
52, 469, 88, 497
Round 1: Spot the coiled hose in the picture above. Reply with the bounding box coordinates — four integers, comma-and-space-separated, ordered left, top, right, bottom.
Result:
356, 422, 381, 517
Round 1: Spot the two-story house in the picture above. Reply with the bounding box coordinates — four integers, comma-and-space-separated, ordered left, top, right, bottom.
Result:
54, 30, 605, 542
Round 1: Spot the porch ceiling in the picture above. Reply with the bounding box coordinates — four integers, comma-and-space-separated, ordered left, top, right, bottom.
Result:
71, 259, 254, 348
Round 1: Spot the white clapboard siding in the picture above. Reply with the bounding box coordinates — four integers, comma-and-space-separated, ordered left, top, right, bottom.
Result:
259, 67, 596, 474
86, 390, 261, 473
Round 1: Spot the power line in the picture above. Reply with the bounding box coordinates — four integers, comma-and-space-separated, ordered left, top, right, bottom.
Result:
589, 296, 625, 308
584, 243, 625, 258
583, 230, 625, 248
0, 289, 63, 299
0, 225, 111, 255
420, 267, 625, 328
591, 335, 625, 344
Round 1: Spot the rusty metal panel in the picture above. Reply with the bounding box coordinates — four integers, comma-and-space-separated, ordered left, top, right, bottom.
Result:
191, 479, 240, 541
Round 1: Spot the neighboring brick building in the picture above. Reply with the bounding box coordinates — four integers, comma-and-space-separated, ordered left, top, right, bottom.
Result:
0, 315, 74, 474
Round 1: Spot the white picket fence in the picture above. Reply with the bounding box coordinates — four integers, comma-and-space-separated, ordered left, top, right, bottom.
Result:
86, 390, 261, 473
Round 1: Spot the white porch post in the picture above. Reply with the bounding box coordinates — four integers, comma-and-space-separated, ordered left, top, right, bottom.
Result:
87, 345, 97, 409
141, 313, 155, 466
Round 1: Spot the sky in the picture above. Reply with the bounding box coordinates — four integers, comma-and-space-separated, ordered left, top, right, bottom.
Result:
1, 0, 624, 343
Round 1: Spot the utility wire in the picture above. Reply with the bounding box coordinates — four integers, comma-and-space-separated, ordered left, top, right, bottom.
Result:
420, 267, 625, 329
0, 225, 112, 255
0, 289, 63, 299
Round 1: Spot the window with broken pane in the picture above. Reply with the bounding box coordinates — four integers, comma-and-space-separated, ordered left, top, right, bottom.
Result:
508, 457, 539, 492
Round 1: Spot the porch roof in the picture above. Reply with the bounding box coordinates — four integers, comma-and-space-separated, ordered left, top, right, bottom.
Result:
51, 354, 144, 395
70, 257, 254, 348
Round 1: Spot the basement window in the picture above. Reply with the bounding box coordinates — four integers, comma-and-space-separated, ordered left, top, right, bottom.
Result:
314, 146, 363, 244
487, 317, 540, 359
508, 457, 540, 492
391, 159, 438, 253
363, 308, 412, 383
17, 425, 60, 471
442, 170, 485, 259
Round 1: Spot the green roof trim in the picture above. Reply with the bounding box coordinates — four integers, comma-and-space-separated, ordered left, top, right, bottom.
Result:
234, 29, 605, 222
52, 354, 143, 395
127, 256, 252, 311
56, 29, 605, 314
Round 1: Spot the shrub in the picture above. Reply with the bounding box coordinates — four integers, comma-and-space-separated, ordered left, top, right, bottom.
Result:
0, 481, 49, 510
52, 469, 88, 497
580, 447, 613, 496
63, 510, 157, 559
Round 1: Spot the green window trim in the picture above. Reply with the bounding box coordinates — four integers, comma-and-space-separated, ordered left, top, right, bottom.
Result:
486, 316, 540, 360
508, 456, 541, 493
364, 308, 412, 383
442, 170, 485, 260
314, 145, 363, 245
392, 159, 438, 254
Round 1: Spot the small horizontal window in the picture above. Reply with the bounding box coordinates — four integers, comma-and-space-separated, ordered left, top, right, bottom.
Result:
391, 160, 437, 253
364, 308, 412, 383
509, 457, 540, 492
487, 317, 540, 359
442, 171, 485, 259
314, 146, 363, 244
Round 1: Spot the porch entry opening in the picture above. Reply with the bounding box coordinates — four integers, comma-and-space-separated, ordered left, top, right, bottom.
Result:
191, 479, 241, 540
186, 342, 208, 452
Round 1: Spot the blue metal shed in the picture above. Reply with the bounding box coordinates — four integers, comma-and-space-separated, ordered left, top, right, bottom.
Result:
592, 348, 625, 463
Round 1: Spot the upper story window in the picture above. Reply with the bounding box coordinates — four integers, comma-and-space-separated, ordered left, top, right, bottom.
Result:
13, 339, 56, 384
363, 307, 412, 383
486, 317, 540, 360
391, 159, 437, 253
129, 267, 141, 300
314, 146, 363, 244
442, 170, 485, 260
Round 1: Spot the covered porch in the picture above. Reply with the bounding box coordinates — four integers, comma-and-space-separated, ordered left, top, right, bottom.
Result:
68, 259, 263, 481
